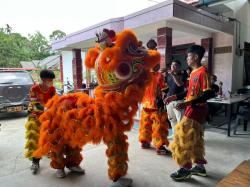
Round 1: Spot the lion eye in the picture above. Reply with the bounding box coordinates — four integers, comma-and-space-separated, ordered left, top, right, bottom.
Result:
114, 62, 133, 80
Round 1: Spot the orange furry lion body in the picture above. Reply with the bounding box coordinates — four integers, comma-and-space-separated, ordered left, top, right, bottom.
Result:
33, 29, 160, 181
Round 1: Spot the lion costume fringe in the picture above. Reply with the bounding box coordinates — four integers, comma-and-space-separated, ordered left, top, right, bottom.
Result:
24, 84, 55, 161
169, 116, 206, 167
139, 71, 169, 149
169, 65, 210, 169
33, 29, 161, 181
25, 116, 41, 159
139, 109, 169, 149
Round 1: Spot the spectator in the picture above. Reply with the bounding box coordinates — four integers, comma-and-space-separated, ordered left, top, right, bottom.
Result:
164, 60, 187, 138
184, 66, 192, 88
208, 74, 222, 120
211, 74, 219, 95
186, 67, 192, 78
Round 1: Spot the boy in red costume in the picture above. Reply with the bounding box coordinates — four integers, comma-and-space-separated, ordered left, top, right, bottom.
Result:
25, 69, 56, 174
170, 45, 214, 180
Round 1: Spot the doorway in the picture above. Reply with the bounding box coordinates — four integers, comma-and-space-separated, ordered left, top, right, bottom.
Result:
244, 42, 250, 85
172, 43, 194, 70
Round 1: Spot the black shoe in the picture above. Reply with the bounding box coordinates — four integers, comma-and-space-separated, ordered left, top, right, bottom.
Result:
170, 168, 191, 180
30, 162, 39, 174
141, 142, 150, 149
156, 146, 171, 155
190, 165, 207, 177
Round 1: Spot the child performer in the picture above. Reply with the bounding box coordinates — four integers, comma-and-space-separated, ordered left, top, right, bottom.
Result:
24, 69, 56, 174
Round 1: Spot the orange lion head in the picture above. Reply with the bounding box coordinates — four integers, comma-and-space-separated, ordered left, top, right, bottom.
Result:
85, 29, 161, 92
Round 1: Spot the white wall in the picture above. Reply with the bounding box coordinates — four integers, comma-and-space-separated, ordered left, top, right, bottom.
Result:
62, 51, 73, 87
225, 0, 250, 90
212, 32, 234, 94
81, 51, 87, 84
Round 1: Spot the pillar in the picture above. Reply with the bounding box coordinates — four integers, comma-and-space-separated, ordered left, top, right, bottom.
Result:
72, 49, 82, 90
59, 54, 63, 87
157, 27, 172, 69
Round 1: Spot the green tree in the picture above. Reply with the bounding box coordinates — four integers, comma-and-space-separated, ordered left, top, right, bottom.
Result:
0, 26, 52, 68
0, 30, 32, 67
49, 30, 66, 41
29, 31, 51, 60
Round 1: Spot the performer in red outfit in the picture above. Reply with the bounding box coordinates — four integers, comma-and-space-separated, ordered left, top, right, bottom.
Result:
184, 66, 211, 124
170, 45, 214, 180
30, 83, 55, 106
139, 39, 170, 155
24, 69, 56, 174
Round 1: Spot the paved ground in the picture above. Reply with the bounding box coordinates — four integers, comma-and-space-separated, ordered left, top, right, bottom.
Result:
0, 112, 250, 187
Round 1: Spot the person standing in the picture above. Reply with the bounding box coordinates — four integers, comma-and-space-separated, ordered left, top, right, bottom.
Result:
164, 60, 187, 138
139, 39, 170, 155
24, 69, 56, 174
139, 64, 170, 154
169, 45, 214, 180
207, 74, 222, 120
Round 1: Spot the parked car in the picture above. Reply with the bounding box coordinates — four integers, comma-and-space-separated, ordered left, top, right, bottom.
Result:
0, 70, 34, 113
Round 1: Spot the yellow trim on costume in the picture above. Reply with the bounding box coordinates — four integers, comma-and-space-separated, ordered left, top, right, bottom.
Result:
169, 116, 206, 167
24, 116, 40, 159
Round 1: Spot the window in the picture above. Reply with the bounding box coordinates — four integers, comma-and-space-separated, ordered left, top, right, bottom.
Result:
0, 72, 34, 85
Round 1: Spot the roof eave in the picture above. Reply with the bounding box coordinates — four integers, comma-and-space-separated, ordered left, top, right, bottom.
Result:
52, 0, 234, 51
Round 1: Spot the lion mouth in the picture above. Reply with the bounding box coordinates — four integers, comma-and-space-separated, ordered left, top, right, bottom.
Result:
100, 70, 149, 92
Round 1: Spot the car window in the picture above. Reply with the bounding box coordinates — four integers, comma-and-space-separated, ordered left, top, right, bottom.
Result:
0, 72, 34, 85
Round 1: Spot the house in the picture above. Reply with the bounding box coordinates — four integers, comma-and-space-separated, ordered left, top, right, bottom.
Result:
20, 60, 39, 69
36, 55, 60, 70
52, 0, 250, 95
20, 55, 60, 70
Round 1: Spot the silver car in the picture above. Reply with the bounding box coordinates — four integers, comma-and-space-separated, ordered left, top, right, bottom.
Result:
0, 70, 34, 113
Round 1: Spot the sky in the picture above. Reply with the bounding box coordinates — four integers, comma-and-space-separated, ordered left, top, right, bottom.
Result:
0, 0, 166, 38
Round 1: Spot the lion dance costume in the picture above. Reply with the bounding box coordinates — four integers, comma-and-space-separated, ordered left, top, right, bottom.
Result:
24, 84, 55, 159
139, 71, 170, 152
170, 66, 211, 169
33, 29, 161, 182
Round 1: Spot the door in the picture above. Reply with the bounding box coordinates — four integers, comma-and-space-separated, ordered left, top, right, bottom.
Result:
244, 42, 250, 85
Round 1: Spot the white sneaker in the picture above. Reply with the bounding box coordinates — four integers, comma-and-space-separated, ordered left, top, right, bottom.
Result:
68, 166, 85, 174
56, 169, 66, 178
